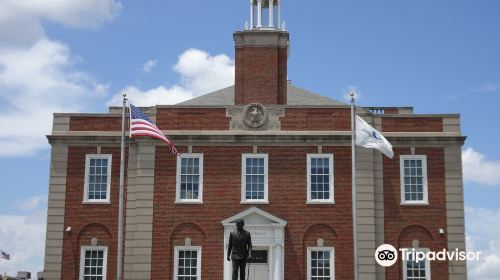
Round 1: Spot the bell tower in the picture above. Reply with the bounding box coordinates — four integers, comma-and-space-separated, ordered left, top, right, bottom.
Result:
234, 0, 289, 105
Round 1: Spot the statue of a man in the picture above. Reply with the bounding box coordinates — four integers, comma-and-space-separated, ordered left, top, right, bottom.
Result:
227, 219, 252, 280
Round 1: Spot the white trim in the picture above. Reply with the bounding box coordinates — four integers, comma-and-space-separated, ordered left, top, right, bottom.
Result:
83, 154, 112, 203
402, 247, 431, 280
79, 246, 108, 280
307, 247, 335, 280
241, 154, 269, 203
176, 153, 204, 204
173, 246, 202, 280
306, 154, 335, 204
400, 155, 429, 205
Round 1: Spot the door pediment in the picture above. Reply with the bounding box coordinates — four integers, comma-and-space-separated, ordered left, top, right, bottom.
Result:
221, 207, 287, 227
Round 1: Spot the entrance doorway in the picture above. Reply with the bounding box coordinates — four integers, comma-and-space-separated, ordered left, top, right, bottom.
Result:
248, 248, 269, 280
222, 207, 287, 280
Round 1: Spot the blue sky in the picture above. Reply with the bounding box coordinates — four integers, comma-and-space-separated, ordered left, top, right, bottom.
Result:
1, 0, 500, 278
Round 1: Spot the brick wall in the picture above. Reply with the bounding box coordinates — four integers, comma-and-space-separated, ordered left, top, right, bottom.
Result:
156, 108, 230, 130
151, 145, 353, 279
383, 147, 449, 280
382, 117, 443, 132
280, 108, 351, 131
61, 147, 127, 280
235, 47, 288, 105
70, 116, 123, 131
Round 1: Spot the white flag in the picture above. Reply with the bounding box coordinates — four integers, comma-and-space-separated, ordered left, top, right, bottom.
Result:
355, 115, 394, 158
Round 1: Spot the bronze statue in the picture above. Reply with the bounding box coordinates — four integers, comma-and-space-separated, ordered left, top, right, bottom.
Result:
227, 219, 252, 280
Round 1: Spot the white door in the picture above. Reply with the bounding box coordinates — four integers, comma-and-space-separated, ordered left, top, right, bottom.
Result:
247, 249, 269, 280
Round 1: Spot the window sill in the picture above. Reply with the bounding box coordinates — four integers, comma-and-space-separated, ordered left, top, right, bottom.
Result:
175, 201, 204, 205
400, 201, 429, 206
306, 201, 335, 205
240, 201, 269, 205
82, 201, 110, 205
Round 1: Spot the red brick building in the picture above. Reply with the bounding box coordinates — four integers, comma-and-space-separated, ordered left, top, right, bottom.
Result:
43, 1, 467, 279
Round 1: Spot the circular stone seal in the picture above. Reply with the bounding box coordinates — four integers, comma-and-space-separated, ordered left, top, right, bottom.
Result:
243, 103, 268, 129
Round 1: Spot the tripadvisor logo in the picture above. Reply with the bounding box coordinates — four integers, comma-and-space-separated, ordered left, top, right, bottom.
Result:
374, 244, 481, 267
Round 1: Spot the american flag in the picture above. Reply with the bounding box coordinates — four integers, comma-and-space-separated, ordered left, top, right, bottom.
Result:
1, 250, 10, 260
129, 104, 180, 156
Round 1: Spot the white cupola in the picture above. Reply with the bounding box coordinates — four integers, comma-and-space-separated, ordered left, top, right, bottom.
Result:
248, 0, 282, 30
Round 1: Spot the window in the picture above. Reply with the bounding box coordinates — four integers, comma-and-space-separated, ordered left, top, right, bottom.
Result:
176, 154, 204, 203
174, 246, 201, 280
307, 154, 334, 204
400, 155, 428, 205
241, 154, 268, 203
402, 248, 430, 280
80, 246, 107, 280
84, 155, 112, 203
307, 247, 334, 280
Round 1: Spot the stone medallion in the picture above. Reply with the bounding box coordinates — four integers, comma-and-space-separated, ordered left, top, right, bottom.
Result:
243, 103, 268, 129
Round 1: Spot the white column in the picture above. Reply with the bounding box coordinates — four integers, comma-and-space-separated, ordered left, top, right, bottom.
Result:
273, 245, 282, 280
257, 0, 262, 28
268, 0, 274, 28
277, 0, 281, 30
250, 0, 254, 29
224, 230, 232, 280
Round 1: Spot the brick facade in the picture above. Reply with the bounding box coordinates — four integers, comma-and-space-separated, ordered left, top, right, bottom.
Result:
44, 22, 466, 280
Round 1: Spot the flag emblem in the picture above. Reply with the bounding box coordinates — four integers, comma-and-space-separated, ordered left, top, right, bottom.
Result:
1, 250, 10, 260
129, 104, 180, 156
355, 115, 394, 158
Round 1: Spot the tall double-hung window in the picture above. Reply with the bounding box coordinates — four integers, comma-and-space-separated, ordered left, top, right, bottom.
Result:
84, 155, 112, 203
400, 155, 428, 205
80, 246, 108, 280
241, 154, 268, 203
402, 248, 430, 280
307, 154, 334, 204
176, 154, 204, 203
307, 247, 334, 280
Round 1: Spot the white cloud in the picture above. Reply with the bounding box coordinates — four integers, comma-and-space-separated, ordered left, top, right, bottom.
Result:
463, 148, 500, 186
466, 207, 500, 280
0, 0, 122, 46
109, 49, 235, 106
0, 1, 120, 158
142, 59, 158, 73
0, 196, 47, 276
468, 84, 498, 94
174, 49, 235, 95
109, 85, 193, 107
0, 39, 109, 157
16, 194, 47, 211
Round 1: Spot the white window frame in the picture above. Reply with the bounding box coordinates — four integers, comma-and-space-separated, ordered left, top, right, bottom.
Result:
241, 154, 269, 204
83, 154, 112, 203
176, 153, 204, 204
402, 247, 431, 280
400, 155, 428, 205
173, 246, 202, 280
307, 154, 335, 204
307, 247, 335, 280
79, 246, 108, 280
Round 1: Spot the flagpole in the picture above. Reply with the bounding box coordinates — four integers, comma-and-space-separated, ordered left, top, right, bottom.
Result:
350, 92, 359, 280
117, 92, 127, 280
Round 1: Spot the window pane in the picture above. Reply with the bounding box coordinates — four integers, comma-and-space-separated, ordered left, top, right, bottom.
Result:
177, 249, 199, 278
180, 157, 201, 200
87, 157, 110, 201
402, 159, 425, 202
82, 249, 105, 278
310, 249, 332, 280
310, 156, 331, 201
405, 250, 428, 280
245, 157, 266, 200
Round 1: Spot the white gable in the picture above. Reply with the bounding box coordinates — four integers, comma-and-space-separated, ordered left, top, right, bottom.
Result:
221, 207, 287, 227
